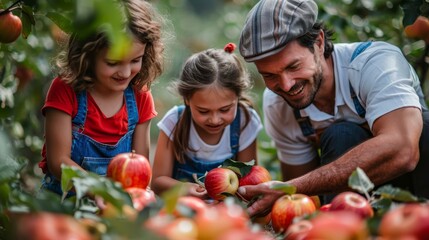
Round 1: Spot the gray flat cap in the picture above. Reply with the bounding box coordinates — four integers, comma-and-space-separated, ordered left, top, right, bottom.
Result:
239, 0, 318, 62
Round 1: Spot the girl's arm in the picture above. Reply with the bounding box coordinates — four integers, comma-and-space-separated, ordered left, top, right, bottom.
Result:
236, 140, 258, 165
45, 108, 84, 179
151, 131, 206, 198
132, 120, 151, 158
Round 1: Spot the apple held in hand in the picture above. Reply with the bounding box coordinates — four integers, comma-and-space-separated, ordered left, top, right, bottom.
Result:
329, 191, 373, 219
0, 10, 22, 43
379, 203, 429, 239
271, 193, 316, 233
107, 151, 152, 189
204, 167, 239, 201
239, 165, 271, 187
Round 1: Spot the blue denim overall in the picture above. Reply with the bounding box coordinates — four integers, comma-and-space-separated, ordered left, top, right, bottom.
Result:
41, 86, 138, 195
172, 105, 241, 182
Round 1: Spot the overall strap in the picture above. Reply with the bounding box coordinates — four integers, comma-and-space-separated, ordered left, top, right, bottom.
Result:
72, 90, 88, 131
177, 104, 185, 118
293, 109, 315, 137
124, 86, 139, 132
229, 107, 241, 156
349, 41, 372, 118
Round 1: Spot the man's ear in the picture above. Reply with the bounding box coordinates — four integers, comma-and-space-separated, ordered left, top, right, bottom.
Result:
316, 30, 325, 55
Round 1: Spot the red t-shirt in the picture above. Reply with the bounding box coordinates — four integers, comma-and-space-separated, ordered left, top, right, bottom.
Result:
39, 77, 157, 173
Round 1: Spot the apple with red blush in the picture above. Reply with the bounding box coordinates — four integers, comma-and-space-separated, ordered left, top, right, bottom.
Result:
271, 193, 316, 233
239, 165, 271, 187
107, 151, 152, 189
306, 211, 369, 240
329, 191, 373, 219
378, 203, 429, 239
204, 167, 239, 201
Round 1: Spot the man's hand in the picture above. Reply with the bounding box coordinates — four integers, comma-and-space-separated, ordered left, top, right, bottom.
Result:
237, 180, 285, 217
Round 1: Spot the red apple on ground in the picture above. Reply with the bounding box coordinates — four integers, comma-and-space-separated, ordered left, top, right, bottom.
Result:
239, 165, 271, 186
195, 201, 249, 240
378, 203, 429, 239
125, 187, 156, 211
319, 203, 331, 212
0, 10, 22, 43
11, 212, 92, 240
310, 195, 321, 209
284, 220, 313, 240
163, 217, 199, 240
174, 196, 208, 217
216, 228, 274, 240
107, 151, 152, 189
271, 193, 317, 233
306, 211, 369, 240
329, 191, 373, 219
204, 167, 239, 200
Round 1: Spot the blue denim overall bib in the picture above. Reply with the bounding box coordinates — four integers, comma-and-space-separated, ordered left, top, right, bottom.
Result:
41, 86, 138, 195
172, 105, 241, 182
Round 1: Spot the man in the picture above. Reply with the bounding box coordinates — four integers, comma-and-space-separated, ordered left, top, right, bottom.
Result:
238, 0, 429, 217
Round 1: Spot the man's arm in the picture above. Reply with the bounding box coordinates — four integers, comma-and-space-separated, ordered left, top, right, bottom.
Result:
290, 107, 422, 195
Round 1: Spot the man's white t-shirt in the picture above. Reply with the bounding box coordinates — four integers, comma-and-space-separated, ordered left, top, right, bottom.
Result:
264, 41, 426, 165
158, 105, 263, 161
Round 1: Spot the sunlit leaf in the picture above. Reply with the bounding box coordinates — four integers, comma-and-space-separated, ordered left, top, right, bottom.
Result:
269, 182, 296, 194
348, 167, 374, 194
374, 185, 419, 203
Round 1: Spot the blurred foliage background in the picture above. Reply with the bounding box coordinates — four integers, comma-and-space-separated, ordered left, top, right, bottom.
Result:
1, 0, 429, 192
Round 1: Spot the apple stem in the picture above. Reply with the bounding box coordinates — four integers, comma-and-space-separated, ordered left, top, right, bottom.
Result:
192, 173, 205, 188
131, 149, 135, 157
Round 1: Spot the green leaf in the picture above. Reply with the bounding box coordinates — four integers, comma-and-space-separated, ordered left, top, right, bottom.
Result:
374, 185, 419, 203
160, 184, 187, 214
222, 158, 254, 177
60, 165, 85, 200
269, 182, 296, 194
46, 11, 73, 33
19, 4, 35, 39
348, 167, 374, 195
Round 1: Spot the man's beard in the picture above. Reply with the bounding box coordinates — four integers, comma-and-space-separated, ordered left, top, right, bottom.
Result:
281, 71, 323, 110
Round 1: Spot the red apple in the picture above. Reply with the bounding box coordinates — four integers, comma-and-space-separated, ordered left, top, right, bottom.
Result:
329, 191, 373, 219
107, 151, 152, 189
310, 195, 321, 209
163, 218, 199, 240
195, 201, 249, 240
239, 165, 271, 186
379, 203, 429, 239
271, 193, 316, 233
174, 196, 208, 217
11, 212, 92, 240
125, 187, 156, 211
0, 10, 22, 43
204, 167, 239, 200
319, 203, 331, 212
216, 228, 274, 240
306, 211, 369, 240
284, 220, 313, 240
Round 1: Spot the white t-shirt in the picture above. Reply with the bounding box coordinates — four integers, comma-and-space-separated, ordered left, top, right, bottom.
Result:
157, 105, 263, 161
264, 41, 425, 165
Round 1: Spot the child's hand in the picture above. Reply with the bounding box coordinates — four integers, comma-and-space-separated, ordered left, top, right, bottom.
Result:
186, 183, 208, 199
